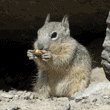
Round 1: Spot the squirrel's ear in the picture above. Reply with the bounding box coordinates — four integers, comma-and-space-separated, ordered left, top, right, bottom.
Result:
61, 15, 69, 29
45, 14, 50, 24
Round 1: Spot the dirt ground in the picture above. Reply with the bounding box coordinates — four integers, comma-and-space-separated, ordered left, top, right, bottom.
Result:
0, 67, 110, 110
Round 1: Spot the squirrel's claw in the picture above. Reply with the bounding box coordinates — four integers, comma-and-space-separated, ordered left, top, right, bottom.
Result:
27, 50, 37, 60
41, 51, 52, 61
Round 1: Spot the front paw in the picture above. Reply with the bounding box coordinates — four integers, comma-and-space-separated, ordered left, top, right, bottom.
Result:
41, 50, 52, 61
27, 50, 37, 60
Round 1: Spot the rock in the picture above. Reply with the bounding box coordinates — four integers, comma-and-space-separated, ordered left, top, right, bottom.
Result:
55, 97, 69, 101
1, 93, 13, 99
71, 106, 77, 110
0, 96, 2, 101
8, 90, 17, 95
14, 95, 19, 99
81, 99, 89, 104
61, 104, 71, 110
0, 90, 4, 95
101, 11, 110, 81
11, 106, 21, 110
102, 95, 110, 99
0, 105, 21, 110
92, 98, 97, 103
74, 82, 110, 101
24, 92, 32, 100
70, 100, 76, 104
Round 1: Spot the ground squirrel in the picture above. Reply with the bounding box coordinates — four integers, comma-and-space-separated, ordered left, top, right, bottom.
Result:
27, 14, 92, 98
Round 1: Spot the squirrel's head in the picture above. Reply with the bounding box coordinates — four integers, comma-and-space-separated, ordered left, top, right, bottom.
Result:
35, 14, 70, 50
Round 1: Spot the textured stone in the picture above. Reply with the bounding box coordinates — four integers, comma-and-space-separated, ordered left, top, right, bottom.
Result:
74, 82, 110, 101
61, 104, 71, 110
101, 50, 110, 63
81, 99, 89, 104
1, 93, 13, 99
101, 10, 110, 81
92, 98, 97, 103
106, 11, 110, 25
106, 28, 110, 38
102, 95, 110, 99
102, 40, 110, 51
101, 60, 110, 72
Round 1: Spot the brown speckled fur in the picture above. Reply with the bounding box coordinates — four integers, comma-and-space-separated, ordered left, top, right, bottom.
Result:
27, 14, 92, 98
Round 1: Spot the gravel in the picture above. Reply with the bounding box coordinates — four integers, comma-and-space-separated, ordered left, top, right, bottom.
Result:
0, 67, 110, 110
0, 81, 110, 110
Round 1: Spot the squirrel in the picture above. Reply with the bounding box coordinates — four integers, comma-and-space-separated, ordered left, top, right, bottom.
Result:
27, 14, 92, 98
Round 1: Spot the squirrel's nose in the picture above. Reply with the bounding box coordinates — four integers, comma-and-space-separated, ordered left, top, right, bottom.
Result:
37, 42, 44, 50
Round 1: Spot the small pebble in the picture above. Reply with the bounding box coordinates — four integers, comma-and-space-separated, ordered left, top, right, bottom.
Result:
71, 106, 77, 110
56, 97, 69, 101
107, 101, 110, 105
75, 98, 82, 102
92, 98, 97, 103
8, 90, 17, 95
24, 96, 30, 100
14, 95, 19, 99
95, 103, 99, 106
81, 99, 89, 104
102, 95, 109, 99
95, 98, 102, 105
1, 93, 13, 99
70, 100, 76, 104
50, 97, 55, 101
11, 106, 21, 110
90, 102, 94, 105
17, 91, 25, 95
0, 96, 2, 101
61, 103, 71, 110
0, 90, 4, 95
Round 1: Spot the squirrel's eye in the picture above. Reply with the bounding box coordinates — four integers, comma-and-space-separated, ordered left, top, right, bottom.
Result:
51, 32, 58, 40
